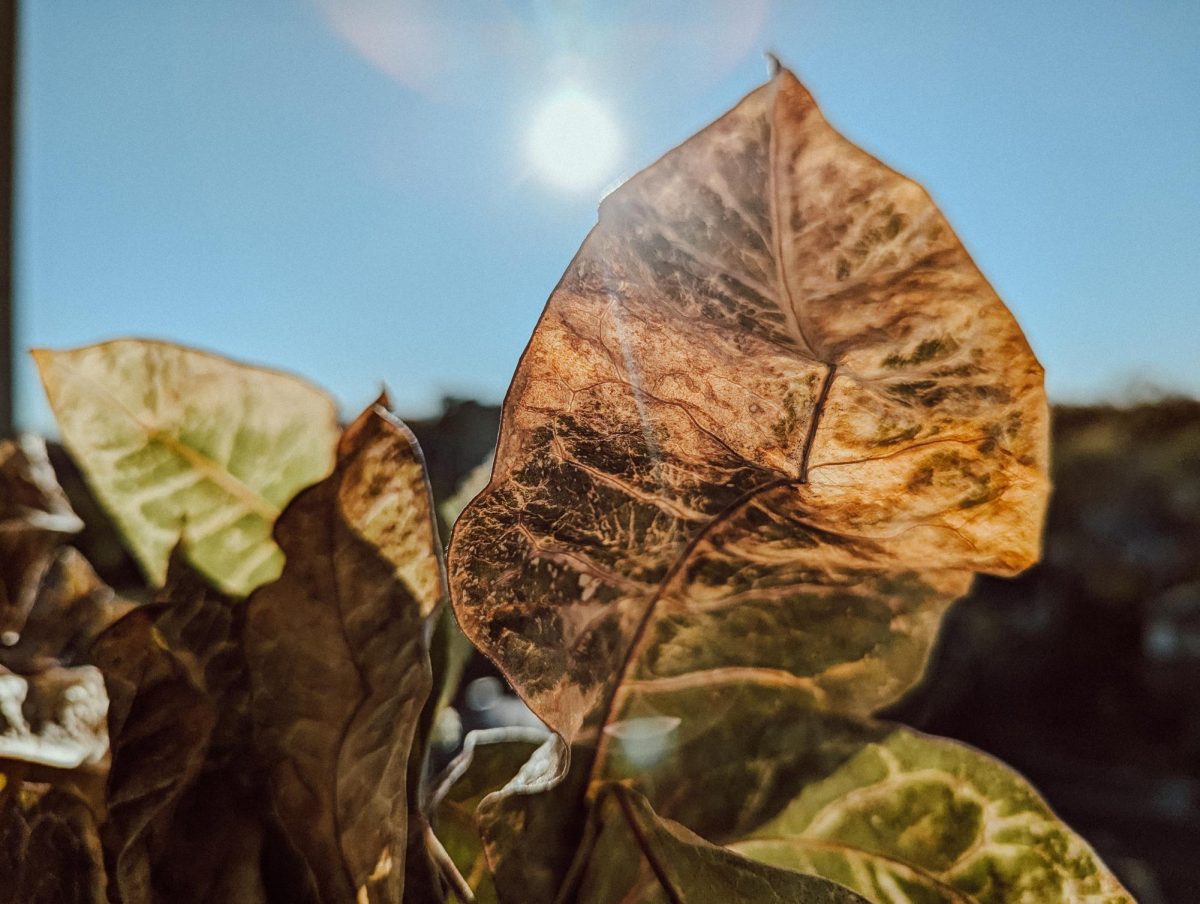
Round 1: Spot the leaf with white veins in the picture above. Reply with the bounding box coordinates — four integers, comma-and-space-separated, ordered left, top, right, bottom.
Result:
34, 340, 338, 596
731, 727, 1133, 904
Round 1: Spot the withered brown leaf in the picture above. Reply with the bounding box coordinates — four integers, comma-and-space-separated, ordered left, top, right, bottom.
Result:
89, 549, 289, 904
2, 786, 107, 904
0, 547, 131, 675
0, 436, 84, 641
449, 64, 1048, 754
90, 604, 217, 903
244, 400, 442, 904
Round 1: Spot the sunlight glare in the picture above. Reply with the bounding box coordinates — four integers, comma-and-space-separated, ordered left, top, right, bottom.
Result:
528, 87, 622, 192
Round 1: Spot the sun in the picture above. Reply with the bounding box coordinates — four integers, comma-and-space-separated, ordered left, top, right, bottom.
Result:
527, 87, 622, 192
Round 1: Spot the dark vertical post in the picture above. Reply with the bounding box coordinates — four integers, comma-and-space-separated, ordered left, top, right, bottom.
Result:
0, 0, 15, 437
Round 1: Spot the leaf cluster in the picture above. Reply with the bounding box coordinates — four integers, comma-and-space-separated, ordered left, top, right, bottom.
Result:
0, 64, 1134, 903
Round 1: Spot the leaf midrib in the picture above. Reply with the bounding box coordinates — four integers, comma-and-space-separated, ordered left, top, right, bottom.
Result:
584, 78, 842, 793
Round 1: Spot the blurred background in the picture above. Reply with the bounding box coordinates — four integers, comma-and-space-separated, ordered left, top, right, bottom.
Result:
3, 1, 1198, 900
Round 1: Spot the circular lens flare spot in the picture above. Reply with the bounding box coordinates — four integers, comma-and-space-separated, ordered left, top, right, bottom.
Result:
528, 87, 622, 192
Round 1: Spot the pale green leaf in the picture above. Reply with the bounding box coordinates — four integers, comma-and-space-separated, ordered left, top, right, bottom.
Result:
33, 339, 339, 596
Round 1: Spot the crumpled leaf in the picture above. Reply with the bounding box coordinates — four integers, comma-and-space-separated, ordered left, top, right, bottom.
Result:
88, 551, 282, 904
0, 663, 108, 771
0, 435, 83, 638
566, 784, 868, 904
0, 546, 132, 674
33, 339, 339, 596
245, 400, 441, 904
449, 61, 1048, 752
90, 604, 217, 903
0, 543, 123, 820
730, 726, 1133, 904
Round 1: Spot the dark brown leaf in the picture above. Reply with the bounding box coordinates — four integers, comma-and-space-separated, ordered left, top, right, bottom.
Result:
566, 784, 868, 904
151, 551, 254, 769
90, 607, 216, 903
244, 402, 441, 904
4, 786, 107, 904
145, 773, 272, 904
0, 436, 83, 640
0, 546, 132, 674
90, 550, 285, 904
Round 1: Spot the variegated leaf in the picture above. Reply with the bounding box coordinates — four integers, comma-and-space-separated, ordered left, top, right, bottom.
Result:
731, 727, 1132, 904
244, 401, 441, 904
34, 339, 338, 596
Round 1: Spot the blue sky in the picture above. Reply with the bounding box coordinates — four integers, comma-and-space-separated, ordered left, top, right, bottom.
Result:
16, 1, 1200, 430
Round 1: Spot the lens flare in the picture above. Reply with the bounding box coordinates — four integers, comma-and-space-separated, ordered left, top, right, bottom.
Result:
527, 87, 622, 192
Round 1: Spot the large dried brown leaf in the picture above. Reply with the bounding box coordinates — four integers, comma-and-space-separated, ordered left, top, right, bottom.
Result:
244, 401, 441, 904
449, 64, 1047, 752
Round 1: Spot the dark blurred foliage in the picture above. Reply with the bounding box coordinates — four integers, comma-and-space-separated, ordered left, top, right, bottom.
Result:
52, 397, 1200, 902
890, 399, 1200, 904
